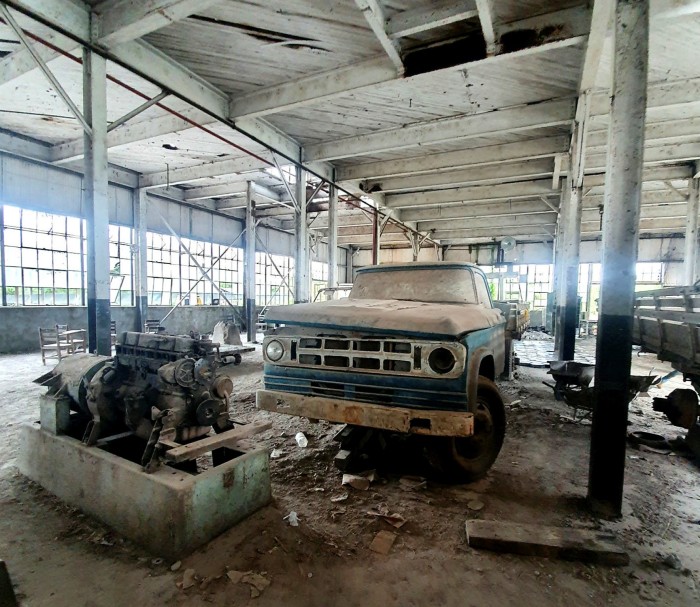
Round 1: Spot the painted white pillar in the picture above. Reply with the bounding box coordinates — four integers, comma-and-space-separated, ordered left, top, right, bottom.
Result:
244, 181, 257, 342
294, 167, 310, 302
134, 188, 149, 330
83, 48, 111, 355
588, 0, 649, 518
327, 184, 338, 289
684, 173, 700, 285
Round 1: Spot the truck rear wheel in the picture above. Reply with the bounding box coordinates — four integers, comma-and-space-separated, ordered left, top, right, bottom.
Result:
426, 376, 506, 482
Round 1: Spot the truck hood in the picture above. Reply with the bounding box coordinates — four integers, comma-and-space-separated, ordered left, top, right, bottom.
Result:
265, 298, 504, 339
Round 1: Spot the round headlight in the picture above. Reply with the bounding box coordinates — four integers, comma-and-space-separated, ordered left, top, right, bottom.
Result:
428, 347, 456, 374
265, 339, 284, 362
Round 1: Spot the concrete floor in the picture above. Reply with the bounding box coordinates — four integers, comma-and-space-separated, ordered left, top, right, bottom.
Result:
1, 341, 699, 606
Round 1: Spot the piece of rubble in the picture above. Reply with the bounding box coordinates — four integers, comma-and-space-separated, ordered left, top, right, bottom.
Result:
284, 511, 299, 526
181, 568, 197, 590
241, 572, 270, 598
369, 530, 397, 555
342, 474, 371, 491
226, 570, 249, 584
367, 509, 407, 529
330, 492, 349, 503
467, 499, 485, 512
170, 560, 182, 572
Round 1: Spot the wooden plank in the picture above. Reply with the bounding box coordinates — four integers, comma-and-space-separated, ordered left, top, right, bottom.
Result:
163, 421, 272, 463
466, 520, 629, 566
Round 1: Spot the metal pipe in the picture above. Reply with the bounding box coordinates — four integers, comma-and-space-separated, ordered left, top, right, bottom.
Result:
588, 0, 649, 518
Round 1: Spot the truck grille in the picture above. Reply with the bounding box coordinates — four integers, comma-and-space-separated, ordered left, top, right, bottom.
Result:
298, 337, 415, 374
264, 335, 466, 379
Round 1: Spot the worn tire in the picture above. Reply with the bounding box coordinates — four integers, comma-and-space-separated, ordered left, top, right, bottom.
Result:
426, 376, 506, 483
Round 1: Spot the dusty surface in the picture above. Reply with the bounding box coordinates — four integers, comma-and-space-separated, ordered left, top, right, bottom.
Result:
1, 338, 699, 606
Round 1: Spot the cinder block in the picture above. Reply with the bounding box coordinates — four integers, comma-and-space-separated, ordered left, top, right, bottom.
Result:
18, 423, 271, 559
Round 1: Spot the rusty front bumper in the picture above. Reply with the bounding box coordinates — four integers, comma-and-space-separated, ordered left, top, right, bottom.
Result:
256, 390, 474, 437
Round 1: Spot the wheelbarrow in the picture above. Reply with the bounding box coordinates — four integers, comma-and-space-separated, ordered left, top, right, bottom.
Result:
544, 361, 659, 421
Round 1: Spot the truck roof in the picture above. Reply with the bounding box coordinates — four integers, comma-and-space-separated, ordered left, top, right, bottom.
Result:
356, 262, 483, 274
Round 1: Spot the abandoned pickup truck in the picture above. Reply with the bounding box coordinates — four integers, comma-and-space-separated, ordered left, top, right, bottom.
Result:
257, 262, 516, 480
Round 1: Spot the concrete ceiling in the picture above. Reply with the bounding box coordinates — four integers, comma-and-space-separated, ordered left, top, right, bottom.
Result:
0, 0, 698, 249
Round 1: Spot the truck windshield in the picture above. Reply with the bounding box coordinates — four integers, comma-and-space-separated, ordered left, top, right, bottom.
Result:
350, 268, 478, 304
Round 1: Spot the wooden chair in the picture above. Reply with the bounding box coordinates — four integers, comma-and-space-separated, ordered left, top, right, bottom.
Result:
55, 324, 87, 354
39, 327, 72, 365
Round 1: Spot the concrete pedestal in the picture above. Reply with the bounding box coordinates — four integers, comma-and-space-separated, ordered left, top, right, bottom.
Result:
18, 422, 271, 559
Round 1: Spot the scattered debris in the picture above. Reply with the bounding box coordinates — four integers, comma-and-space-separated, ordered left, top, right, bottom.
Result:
226, 570, 247, 584
270, 448, 283, 459
295, 432, 309, 448
330, 492, 349, 503
399, 476, 427, 491
181, 568, 197, 590
241, 572, 270, 598
662, 554, 682, 570
369, 530, 398, 555
284, 511, 299, 527
367, 507, 407, 529
170, 560, 181, 572
467, 499, 485, 512
151, 558, 164, 566
342, 473, 371, 491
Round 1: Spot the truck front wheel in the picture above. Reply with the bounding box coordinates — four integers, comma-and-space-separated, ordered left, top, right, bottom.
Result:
426, 376, 506, 482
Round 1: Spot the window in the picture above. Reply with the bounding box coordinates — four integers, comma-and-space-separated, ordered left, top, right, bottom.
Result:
473, 271, 491, 306
255, 252, 294, 306
3, 206, 85, 306
636, 262, 664, 284
109, 225, 134, 306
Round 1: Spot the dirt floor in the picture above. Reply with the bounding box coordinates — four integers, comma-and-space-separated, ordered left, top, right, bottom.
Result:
1, 338, 699, 606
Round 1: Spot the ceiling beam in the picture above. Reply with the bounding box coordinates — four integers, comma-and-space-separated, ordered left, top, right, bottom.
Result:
386, 1, 478, 39
424, 212, 557, 232
354, 0, 403, 73
184, 181, 284, 202
583, 142, 700, 172
362, 158, 555, 194
385, 179, 557, 209
339, 136, 568, 181
139, 154, 273, 188
305, 99, 575, 162
50, 108, 216, 163
94, 0, 221, 46
590, 77, 700, 116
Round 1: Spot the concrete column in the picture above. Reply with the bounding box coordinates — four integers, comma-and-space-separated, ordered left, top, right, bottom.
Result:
553, 184, 570, 347
83, 49, 111, 355
0, 205, 6, 307
327, 184, 338, 289
294, 167, 309, 303
244, 182, 257, 343
133, 189, 148, 331
684, 172, 700, 285
555, 179, 583, 361
372, 212, 380, 265
588, 0, 649, 518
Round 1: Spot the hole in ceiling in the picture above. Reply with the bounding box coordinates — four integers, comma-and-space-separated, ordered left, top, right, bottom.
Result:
189, 15, 327, 51
162, 144, 179, 151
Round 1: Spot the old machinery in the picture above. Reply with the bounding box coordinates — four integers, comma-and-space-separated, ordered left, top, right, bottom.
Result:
36, 332, 236, 470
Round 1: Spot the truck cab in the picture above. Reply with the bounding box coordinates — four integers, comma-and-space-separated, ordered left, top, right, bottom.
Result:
257, 262, 510, 480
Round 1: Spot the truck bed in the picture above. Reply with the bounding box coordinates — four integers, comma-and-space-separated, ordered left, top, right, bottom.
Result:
632, 284, 700, 374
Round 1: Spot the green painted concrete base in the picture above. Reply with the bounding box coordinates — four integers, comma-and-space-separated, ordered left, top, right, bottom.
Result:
18, 423, 272, 559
